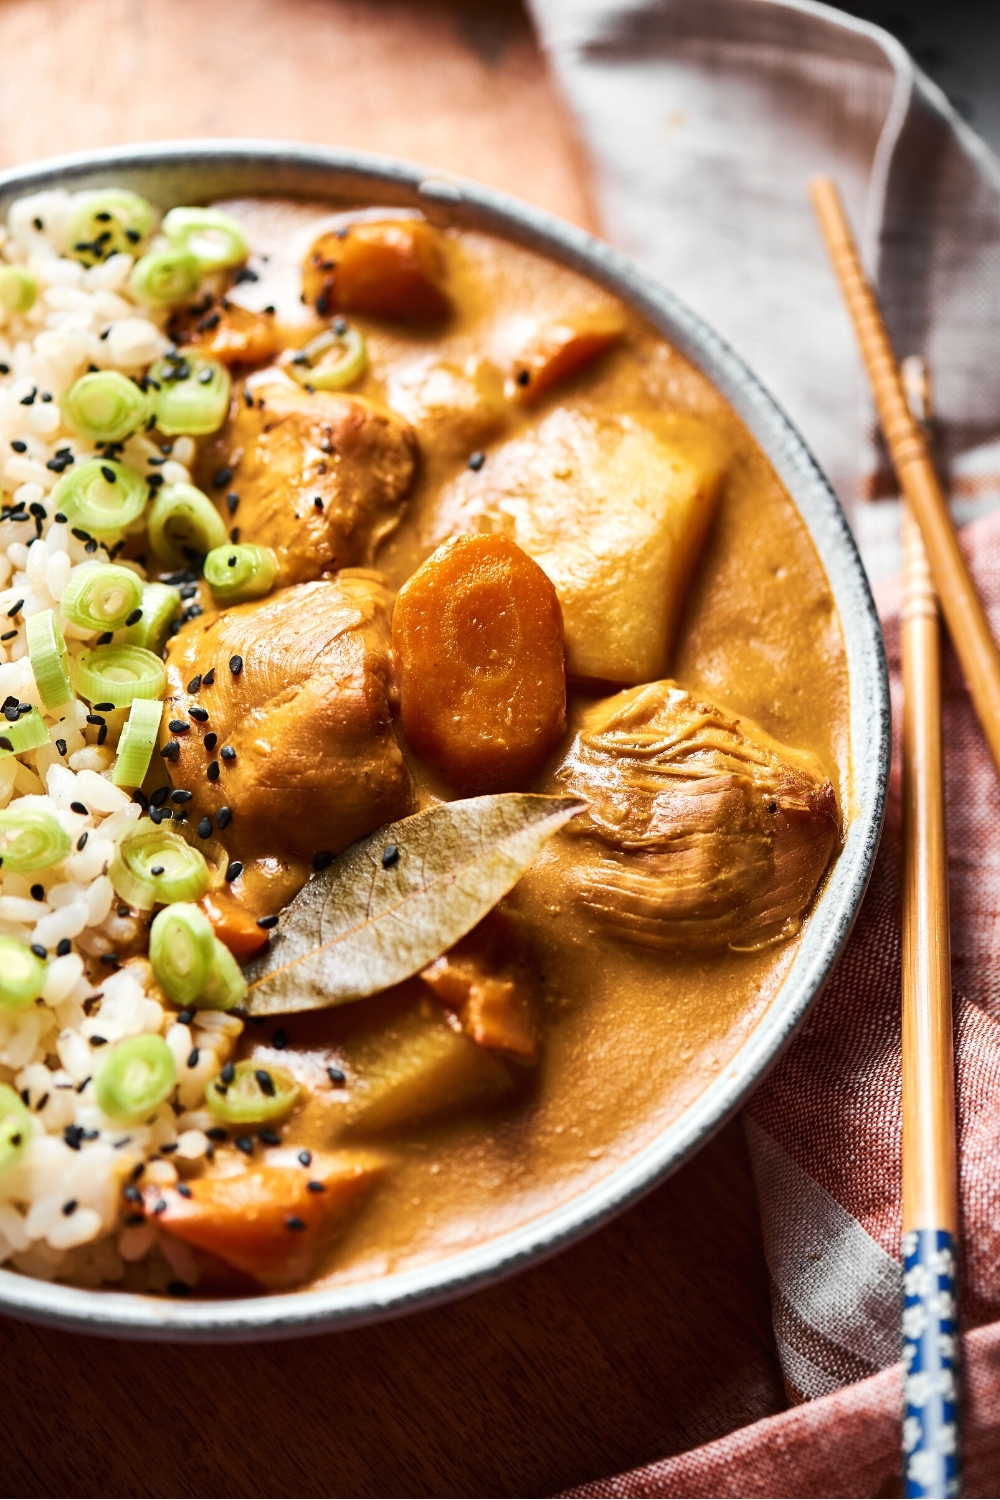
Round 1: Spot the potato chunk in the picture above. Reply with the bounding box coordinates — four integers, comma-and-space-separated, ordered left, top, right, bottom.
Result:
430, 408, 726, 684
557, 681, 839, 950
143, 1152, 384, 1290
303, 219, 451, 323
164, 572, 412, 866
392, 534, 567, 791
197, 383, 416, 588
344, 1002, 514, 1134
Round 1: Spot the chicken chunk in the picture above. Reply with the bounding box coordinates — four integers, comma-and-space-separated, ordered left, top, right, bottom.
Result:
163, 572, 412, 867
197, 383, 417, 587
385, 356, 508, 460
429, 407, 726, 684
557, 682, 839, 951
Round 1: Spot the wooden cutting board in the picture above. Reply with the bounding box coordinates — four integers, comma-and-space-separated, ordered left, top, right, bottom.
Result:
0, 2, 785, 1492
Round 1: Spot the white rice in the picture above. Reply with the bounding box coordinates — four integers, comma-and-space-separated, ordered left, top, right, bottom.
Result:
0, 188, 241, 1291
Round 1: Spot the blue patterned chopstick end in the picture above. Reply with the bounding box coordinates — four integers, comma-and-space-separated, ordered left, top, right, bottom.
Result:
903, 1227, 960, 1498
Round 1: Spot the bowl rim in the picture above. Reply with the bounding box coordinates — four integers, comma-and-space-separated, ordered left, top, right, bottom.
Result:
0, 141, 890, 1341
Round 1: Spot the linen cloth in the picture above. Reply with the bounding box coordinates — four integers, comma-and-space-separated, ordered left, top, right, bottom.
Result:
524, 0, 1000, 1490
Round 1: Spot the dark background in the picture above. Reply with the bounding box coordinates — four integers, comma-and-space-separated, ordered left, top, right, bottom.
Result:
839, 0, 1000, 155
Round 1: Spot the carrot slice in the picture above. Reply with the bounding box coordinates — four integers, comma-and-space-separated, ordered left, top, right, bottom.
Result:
142, 1152, 384, 1290
392, 534, 566, 791
199, 888, 269, 960
303, 220, 451, 323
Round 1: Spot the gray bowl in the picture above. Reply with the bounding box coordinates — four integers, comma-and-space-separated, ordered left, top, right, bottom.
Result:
0, 142, 890, 1341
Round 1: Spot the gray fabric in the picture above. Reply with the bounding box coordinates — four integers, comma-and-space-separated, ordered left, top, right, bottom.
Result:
528, 0, 1000, 582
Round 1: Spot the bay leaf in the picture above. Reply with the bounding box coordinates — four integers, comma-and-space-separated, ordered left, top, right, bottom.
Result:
242, 793, 585, 1016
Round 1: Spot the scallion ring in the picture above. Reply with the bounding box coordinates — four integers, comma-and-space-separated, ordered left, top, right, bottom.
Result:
147, 482, 228, 567
129, 246, 201, 307
124, 581, 181, 655
26, 609, 73, 710
203, 543, 277, 604
62, 371, 152, 444
288, 323, 367, 391
0, 1085, 32, 1176
200, 938, 247, 1012
149, 902, 216, 1006
0, 706, 48, 757
109, 823, 210, 909
148, 354, 231, 436
65, 189, 155, 266
161, 206, 248, 272
95, 1035, 176, 1124
60, 562, 143, 633
50, 457, 149, 537
206, 1061, 300, 1124
74, 644, 166, 709
111, 697, 163, 789
0, 938, 46, 1010
0, 799, 71, 871
0, 266, 37, 314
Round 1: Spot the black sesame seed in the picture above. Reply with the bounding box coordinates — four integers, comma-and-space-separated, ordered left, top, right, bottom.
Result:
93, 701, 115, 712
186, 1048, 199, 1068
123, 1184, 142, 1204
150, 865, 165, 876
197, 816, 212, 839
10, 440, 27, 454
220, 745, 236, 761
176, 1183, 193, 1199
259, 1128, 281, 1145
90, 1035, 108, 1046
187, 674, 202, 693
168, 719, 189, 734
307, 1180, 326, 1193
160, 1142, 178, 1154
206, 760, 220, 781
234, 1136, 254, 1156
313, 850, 332, 871
76, 830, 89, 851
30, 943, 47, 960
256, 914, 278, 930
98, 953, 118, 966
100, 465, 116, 483
96, 631, 113, 645
152, 1198, 168, 1215
125, 607, 142, 626
297, 1148, 311, 1167
117, 906, 130, 918
56, 938, 72, 957
206, 1126, 227, 1142
229, 654, 243, 676
216, 805, 232, 830
225, 860, 243, 883
150, 786, 169, 807
166, 1281, 191, 1297
7, 599, 23, 618
468, 450, 486, 471
285, 1215, 307, 1231
229, 526, 240, 544
0, 737, 11, 752
63, 1124, 84, 1150
203, 732, 218, 752
381, 843, 400, 869
0, 631, 16, 642
221, 1062, 235, 1085
213, 466, 233, 488
516, 368, 531, 386
202, 668, 216, 686
161, 739, 181, 761
170, 789, 193, 804
178, 1009, 195, 1024
327, 1066, 346, 1086
226, 492, 239, 515
55, 738, 67, 757
273, 1029, 289, 1051
190, 706, 208, 722
255, 1069, 275, 1096
70, 801, 88, 815
86, 713, 106, 726
62, 1199, 78, 1215
30, 884, 44, 901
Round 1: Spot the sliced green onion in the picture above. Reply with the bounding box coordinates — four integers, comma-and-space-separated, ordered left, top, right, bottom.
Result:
74, 644, 166, 709
203, 543, 277, 604
112, 697, 163, 788
60, 562, 142, 633
66, 190, 155, 266
62, 371, 152, 444
161, 206, 248, 272
129, 247, 200, 307
0, 705, 49, 757
200, 938, 247, 1012
50, 457, 149, 537
147, 482, 227, 567
110, 822, 210, 909
0, 937, 46, 1009
26, 609, 73, 710
289, 323, 367, 391
124, 581, 181, 655
206, 1060, 300, 1124
149, 353, 231, 436
0, 266, 37, 314
149, 901, 215, 1005
0, 1084, 32, 1175
0, 800, 71, 871
95, 1035, 176, 1124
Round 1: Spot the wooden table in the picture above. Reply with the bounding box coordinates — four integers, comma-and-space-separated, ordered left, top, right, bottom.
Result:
0, 3, 785, 1493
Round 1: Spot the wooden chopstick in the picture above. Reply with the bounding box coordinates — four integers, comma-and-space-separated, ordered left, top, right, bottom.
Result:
811, 175, 1000, 784
896, 356, 961, 1499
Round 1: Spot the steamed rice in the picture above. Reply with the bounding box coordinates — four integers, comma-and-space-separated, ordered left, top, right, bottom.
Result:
0, 188, 242, 1292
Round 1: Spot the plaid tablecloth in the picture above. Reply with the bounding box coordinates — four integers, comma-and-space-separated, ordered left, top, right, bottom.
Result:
527, 0, 1000, 1490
